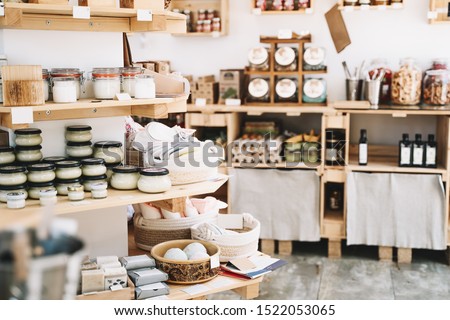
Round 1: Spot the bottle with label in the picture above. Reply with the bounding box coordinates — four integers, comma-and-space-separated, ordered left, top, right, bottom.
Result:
425, 134, 437, 168
412, 134, 425, 167
399, 134, 412, 167
359, 129, 368, 166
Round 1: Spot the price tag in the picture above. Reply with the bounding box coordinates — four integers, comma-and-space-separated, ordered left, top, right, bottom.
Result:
360, 5, 370, 11
377, 5, 387, 11
277, 29, 293, 39
305, 8, 313, 14
427, 11, 438, 19
211, 31, 220, 38
195, 98, 207, 107
391, 2, 403, 9
115, 93, 132, 101
73, 6, 90, 20
210, 255, 220, 269
343, 6, 354, 12
225, 98, 241, 106
137, 9, 153, 22
0, 3, 5, 17
11, 107, 33, 124
252, 8, 262, 15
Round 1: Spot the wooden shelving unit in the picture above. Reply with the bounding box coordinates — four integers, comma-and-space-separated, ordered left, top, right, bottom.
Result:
428, 0, 450, 24
0, 3, 187, 33
338, 0, 403, 11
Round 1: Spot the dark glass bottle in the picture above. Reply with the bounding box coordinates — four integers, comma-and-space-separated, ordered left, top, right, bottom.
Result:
358, 129, 368, 166
412, 134, 425, 167
399, 133, 412, 167
425, 134, 437, 168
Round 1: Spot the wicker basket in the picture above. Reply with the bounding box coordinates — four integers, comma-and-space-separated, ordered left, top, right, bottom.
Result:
134, 212, 218, 251
190, 213, 261, 262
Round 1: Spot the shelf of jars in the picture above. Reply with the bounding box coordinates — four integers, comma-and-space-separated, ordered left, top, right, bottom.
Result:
0, 95, 189, 129
338, 0, 403, 11
252, 0, 314, 15
0, 3, 187, 33
0, 174, 228, 231
186, 104, 336, 115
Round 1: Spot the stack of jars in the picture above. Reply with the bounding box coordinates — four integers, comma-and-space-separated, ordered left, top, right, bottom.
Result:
195, 9, 220, 33
14, 128, 43, 165
92, 140, 124, 183
65, 125, 94, 160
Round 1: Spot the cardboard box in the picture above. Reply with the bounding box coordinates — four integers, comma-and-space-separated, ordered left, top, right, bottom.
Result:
197, 75, 216, 83
191, 81, 219, 104
219, 69, 245, 104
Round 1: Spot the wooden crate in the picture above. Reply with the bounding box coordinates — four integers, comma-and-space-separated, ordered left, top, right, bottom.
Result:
76, 277, 135, 300
2, 80, 45, 107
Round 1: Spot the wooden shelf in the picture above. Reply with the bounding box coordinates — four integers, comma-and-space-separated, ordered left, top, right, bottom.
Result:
347, 159, 447, 176
186, 103, 335, 115
0, 95, 188, 129
230, 162, 320, 170
0, 174, 228, 231
0, 3, 187, 33
172, 31, 226, 37
257, 9, 313, 15
338, 3, 403, 11
331, 102, 450, 116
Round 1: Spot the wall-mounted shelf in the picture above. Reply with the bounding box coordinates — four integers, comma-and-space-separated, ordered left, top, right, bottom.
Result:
428, 0, 450, 24
252, 0, 314, 15
338, 1, 403, 11
0, 3, 187, 33
187, 103, 335, 115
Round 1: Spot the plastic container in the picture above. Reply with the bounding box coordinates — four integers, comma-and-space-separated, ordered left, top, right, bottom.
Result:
68, 185, 84, 201
66, 141, 93, 158
0, 147, 15, 166
39, 189, 58, 206
93, 141, 124, 164
0, 184, 27, 203
391, 58, 422, 105
134, 74, 156, 99
91, 182, 108, 199
28, 181, 56, 200
65, 125, 93, 143
27, 163, 56, 183
92, 68, 121, 100
423, 70, 450, 106
110, 165, 140, 190
55, 161, 82, 180
55, 178, 82, 196
14, 128, 42, 147
50, 68, 84, 100
121, 67, 142, 98
51, 77, 78, 103
15, 145, 43, 163
138, 168, 172, 194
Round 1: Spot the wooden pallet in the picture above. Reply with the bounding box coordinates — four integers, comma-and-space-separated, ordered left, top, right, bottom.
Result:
260, 239, 293, 256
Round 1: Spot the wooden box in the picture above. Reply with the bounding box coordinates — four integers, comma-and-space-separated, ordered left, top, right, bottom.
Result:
2, 80, 45, 107
76, 277, 135, 300
79, 0, 116, 8
120, 0, 164, 11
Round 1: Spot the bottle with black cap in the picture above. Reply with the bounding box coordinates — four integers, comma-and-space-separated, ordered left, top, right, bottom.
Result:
358, 129, 368, 166
425, 134, 437, 168
412, 134, 425, 167
399, 133, 412, 167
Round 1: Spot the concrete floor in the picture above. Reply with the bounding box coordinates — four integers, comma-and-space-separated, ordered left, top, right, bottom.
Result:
209, 241, 450, 300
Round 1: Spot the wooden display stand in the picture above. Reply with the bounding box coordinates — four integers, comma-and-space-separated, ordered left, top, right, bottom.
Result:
244, 34, 327, 107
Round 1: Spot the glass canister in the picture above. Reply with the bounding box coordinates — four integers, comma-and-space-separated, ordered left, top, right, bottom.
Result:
121, 67, 142, 98
55, 160, 82, 180
271, 0, 283, 10
66, 141, 93, 159
283, 0, 294, 10
0, 166, 27, 186
15, 145, 43, 163
302, 78, 327, 103
82, 174, 108, 192
248, 47, 270, 71
27, 181, 56, 200
368, 58, 392, 105
0, 147, 15, 166
423, 70, 450, 106
6, 192, 26, 209
247, 78, 270, 103
274, 47, 297, 71
81, 158, 107, 177
203, 20, 212, 33
42, 69, 50, 101
65, 125, 92, 143
110, 165, 140, 190
196, 20, 203, 33
50, 68, 84, 100
212, 17, 221, 32
14, 128, 42, 147
303, 47, 326, 71
137, 168, 172, 193
206, 9, 215, 20
93, 141, 124, 164
55, 178, 82, 196
391, 58, 422, 106
51, 77, 78, 103
134, 74, 156, 99
27, 163, 56, 183
275, 78, 298, 103
91, 68, 121, 100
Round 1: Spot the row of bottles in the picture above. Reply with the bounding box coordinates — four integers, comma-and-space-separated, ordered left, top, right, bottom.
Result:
399, 134, 437, 168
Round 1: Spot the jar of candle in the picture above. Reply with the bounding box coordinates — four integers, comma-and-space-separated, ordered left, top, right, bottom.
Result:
247, 78, 270, 103
106, 162, 121, 182
0, 184, 27, 203
27, 163, 56, 183
0, 147, 15, 166
302, 78, 327, 103
68, 184, 84, 201
212, 17, 221, 32
81, 158, 107, 177
248, 47, 270, 71
55, 160, 82, 180
42, 156, 67, 165
0, 166, 27, 186
203, 20, 212, 33
134, 74, 156, 99
15, 145, 43, 163
28, 181, 56, 200
55, 178, 82, 196
51, 77, 78, 103
50, 68, 84, 100
275, 47, 297, 71
91, 182, 108, 199
275, 78, 298, 102
82, 175, 108, 192
42, 69, 50, 101
66, 141, 93, 158
39, 189, 57, 206
6, 192, 26, 209
137, 168, 171, 193
92, 68, 121, 100
121, 67, 142, 98
93, 141, 124, 164
110, 165, 140, 190
65, 125, 93, 143
14, 128, 42, 147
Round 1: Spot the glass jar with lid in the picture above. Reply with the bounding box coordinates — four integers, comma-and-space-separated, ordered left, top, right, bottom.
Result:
82, 174, 108, 192
67, 185, 84, 202
302, 78, 327, 103
430, 58, 448, 71
0, 184, 27, 203
247, 78, 270, 103
134, 74, 156, 99
207, 9, 215, 20
391, 58, 422, 105
50, 68, 84, 100
121, 67, 142, 98
27, 163, 56, 183
15, 145, 43, 163
65, 125, 92, 143
55, 160, 82, 180
110, 165, 140, 190
368, 58, 392, 104
275, 47, 297, 71
55, 178, 82, 196
81, 158, 107, 177
198, 9, 206, 20
271, 0, 283, 10
27, 181, 56, 200
66, 141, 93, 159
0, 166, 27, 186
275, 78, 298, 102
0, 147, 15, 166
39, 189, 58, 206
15, 128, 42, 147
423, 70, 450, 106
303, 47, 326, 71
196, 20, 203, 33
106, 162, 121, 182
42, 69, 50, 101
6, 192, 26, 209
91, 68, 121, 100
51, 77, 78, 103
203, 20, 212, 33
248, 47, 270, 71
212, 18, 221, 32
138, 168, 172, 193
91, 182, 108, 199
93, 141, 124, 164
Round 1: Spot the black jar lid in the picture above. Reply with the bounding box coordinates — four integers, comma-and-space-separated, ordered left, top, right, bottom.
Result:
82, 174, 107, 181
55, 178, 82, 184
66, 141, 92, 147
81, 158, 106, 166
28, 181, 55, 188
106, 162, 122, 169
112, 165, 139, 174
0, 183, 27, 191
66, 125, 92, 132
27, 163, 55, 171
0, 147, 14, 153
140, 168, 169, 176
0, 166, 27, 174
15, 145, 42, 151
42, 156, 67, 164
94, 141, 122, 148
55, 160, 81, 168
14, 128, 42, 135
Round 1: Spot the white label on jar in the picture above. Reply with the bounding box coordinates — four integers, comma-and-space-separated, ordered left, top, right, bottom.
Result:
304, 79, 325, 99
11, 107, 33, 124
275, 47, 296, 66
248, 48, 268, 65
73, 6, 90, 19
400, 145, 411, 165
115, 93, 132, 101
426, 146, 436, 166
359, 144, 368, 164
304, 47, 325, 66
276, 79, 296, 98
325, 149, 338, 161
413, 145, 424, 165
137, 9, 153, 21
248, 79, 269, 98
